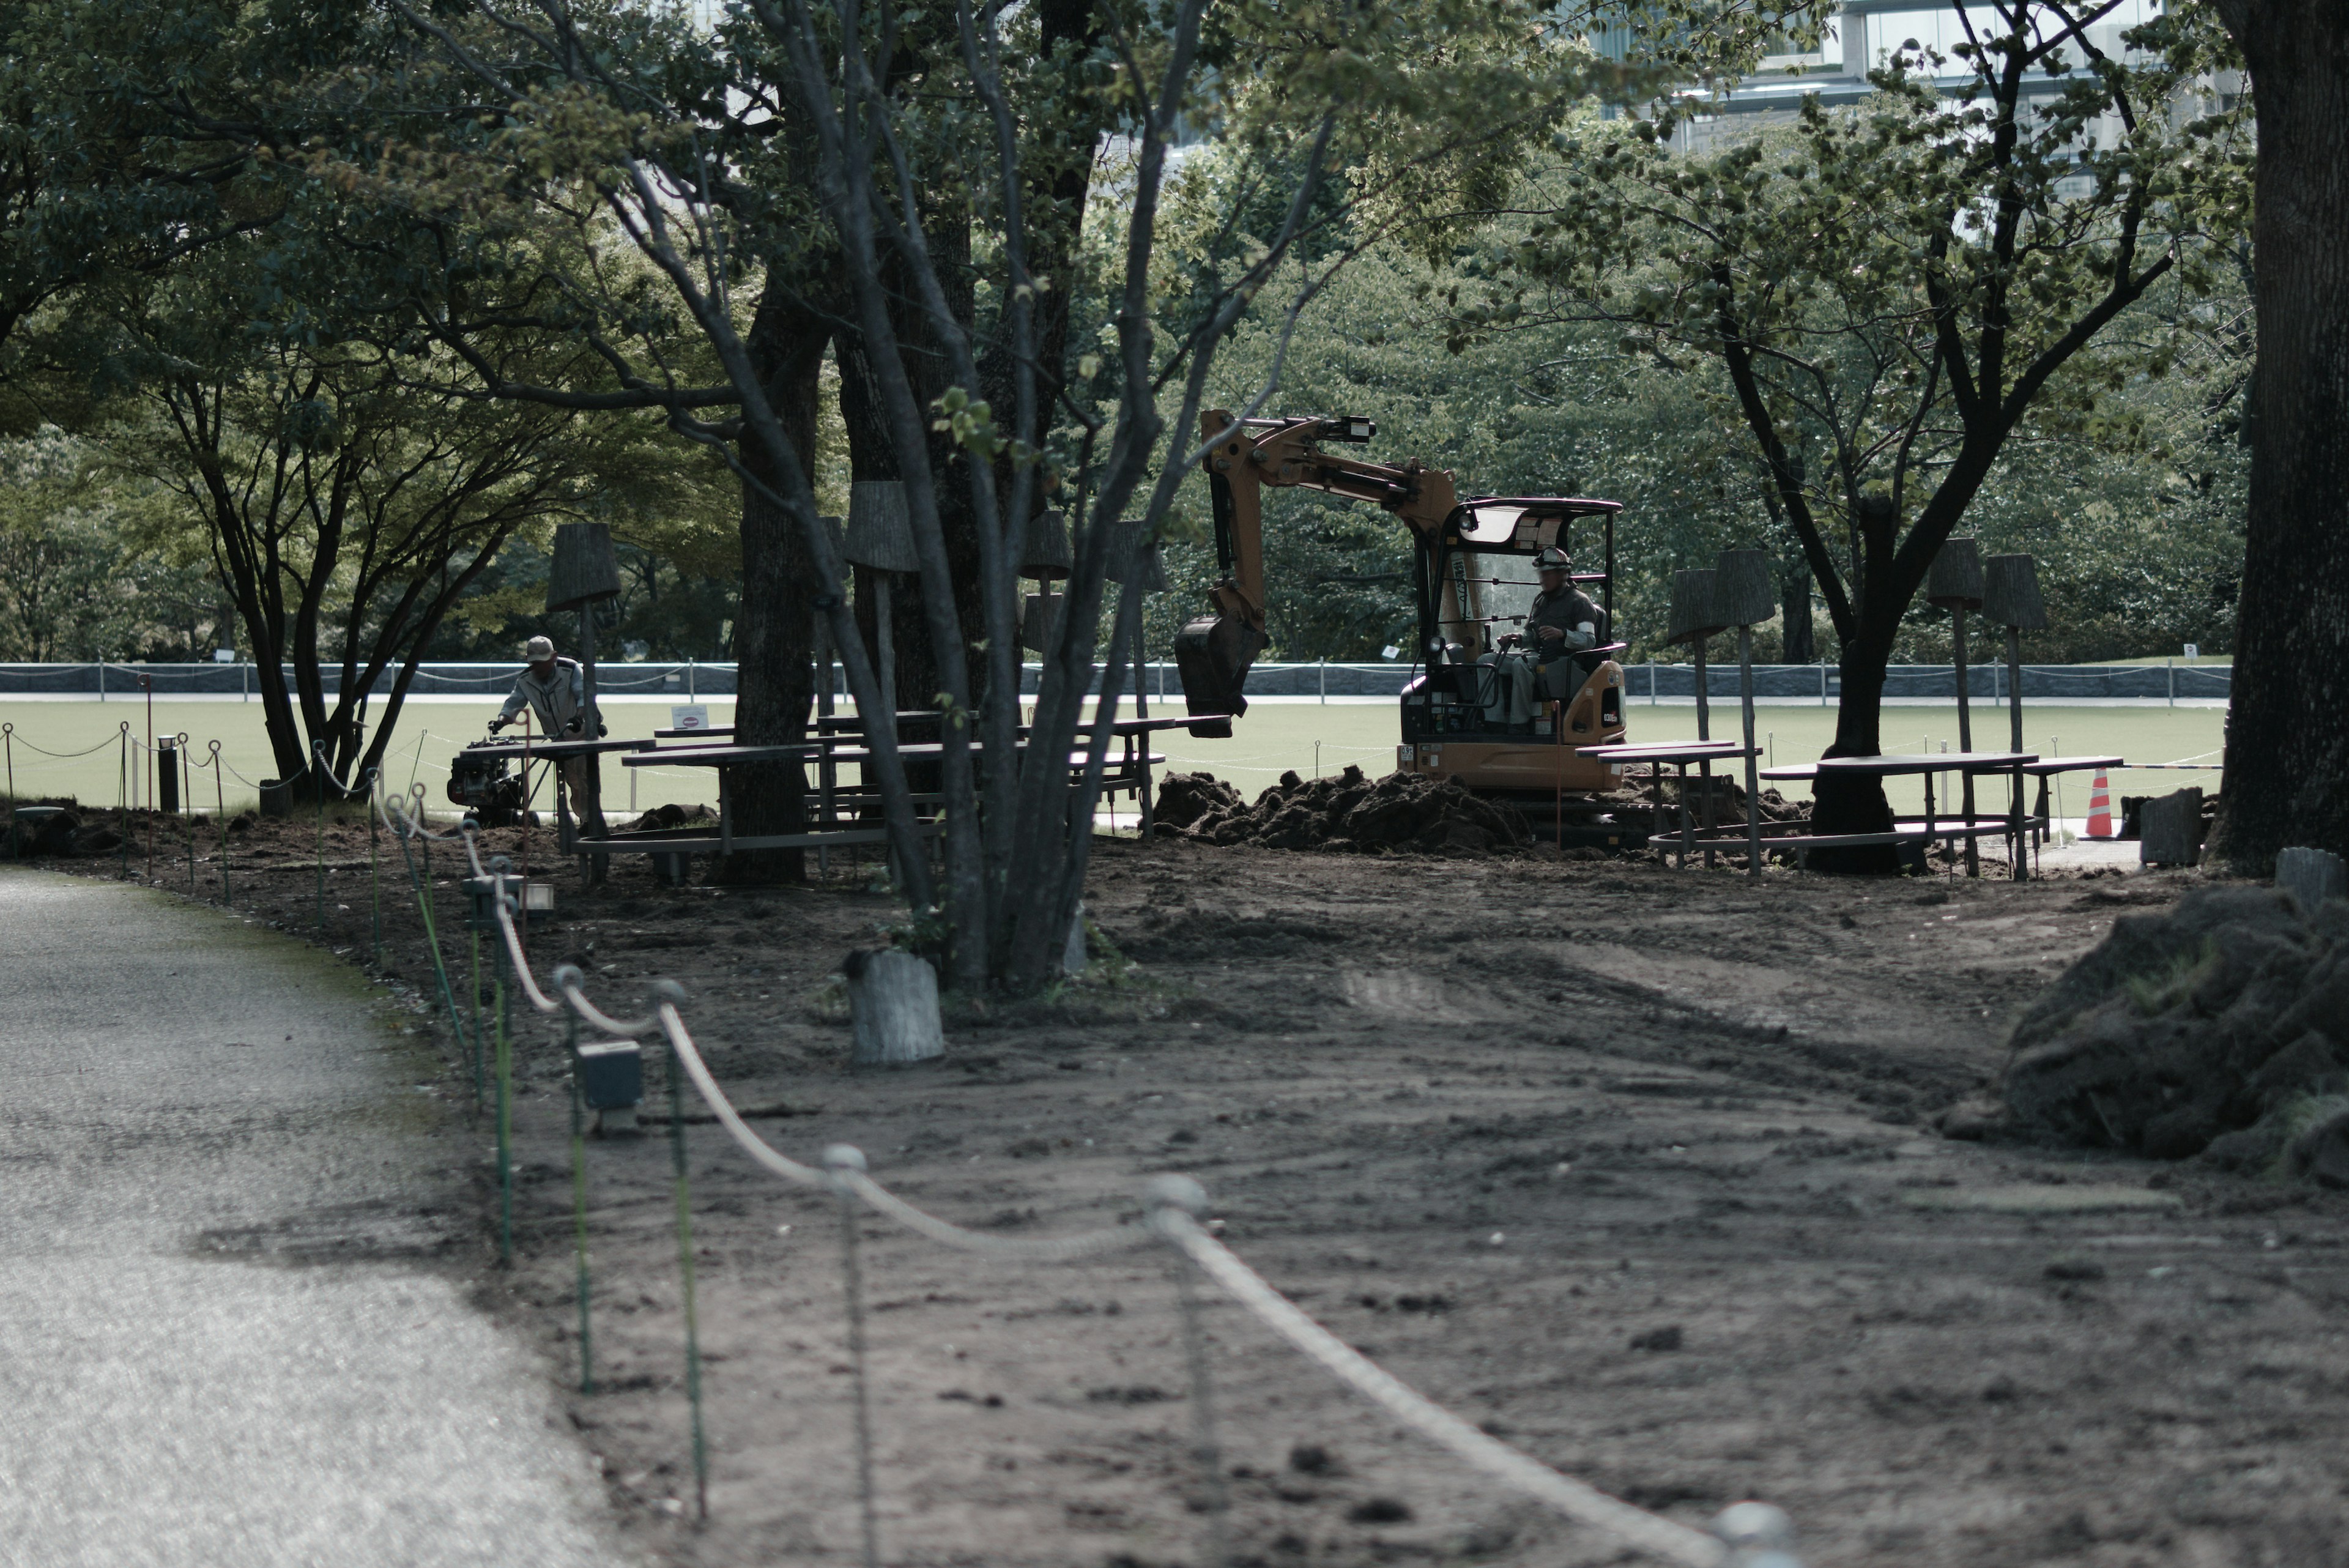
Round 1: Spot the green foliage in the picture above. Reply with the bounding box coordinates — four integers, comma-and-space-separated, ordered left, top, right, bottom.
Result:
1467, 2, 2251, 719
0, 426, 221, 660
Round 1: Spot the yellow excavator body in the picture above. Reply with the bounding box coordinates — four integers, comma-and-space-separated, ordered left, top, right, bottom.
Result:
1180, 409, 1636, 840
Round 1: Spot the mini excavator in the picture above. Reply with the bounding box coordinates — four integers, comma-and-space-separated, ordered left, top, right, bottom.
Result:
1174, 409, 1633, 840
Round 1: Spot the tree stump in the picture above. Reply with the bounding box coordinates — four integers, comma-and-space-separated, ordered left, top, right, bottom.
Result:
846, 948, 944, 1066
2139, 787, 2205, 868
2277, 847, 2349, 908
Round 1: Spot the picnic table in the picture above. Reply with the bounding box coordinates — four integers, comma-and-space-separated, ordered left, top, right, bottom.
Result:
588, 715, 1182, 860
1578, 740, 1762, 868
1809, 751, 2039, 879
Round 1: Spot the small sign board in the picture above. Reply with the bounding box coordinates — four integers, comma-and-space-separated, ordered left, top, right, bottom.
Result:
2183, 644, 2200, 661
669, 704, 712, 732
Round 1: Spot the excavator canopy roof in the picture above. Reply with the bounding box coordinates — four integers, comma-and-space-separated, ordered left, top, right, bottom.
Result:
1451, 497, 1623, 554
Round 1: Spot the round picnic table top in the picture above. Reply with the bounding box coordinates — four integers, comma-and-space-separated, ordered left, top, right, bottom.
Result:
1812, 750, 2037, 776
463, 736, 655, 760
1577, 740, 1761, 764
2020, 754, 2127, 775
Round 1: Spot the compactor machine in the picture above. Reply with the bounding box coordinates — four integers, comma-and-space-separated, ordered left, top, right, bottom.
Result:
1174, 409, 1633, 840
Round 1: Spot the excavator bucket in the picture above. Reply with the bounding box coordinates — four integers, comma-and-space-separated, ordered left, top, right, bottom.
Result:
1173, 612, 1265, 738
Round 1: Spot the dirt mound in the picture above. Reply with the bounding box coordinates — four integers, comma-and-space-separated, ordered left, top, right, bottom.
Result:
1153, 767, 1532, 854
1989, 886, 2349, 1172
1587, 777, 1806, 842
2, 802, 136, 858
624, 801, 716, 833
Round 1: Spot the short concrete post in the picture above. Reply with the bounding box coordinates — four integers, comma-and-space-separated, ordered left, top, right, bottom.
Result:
1064, 901, 1088, 976
846, 949, 943, 1066
2139, 787, 2205, 868
1713, 1501, 1804, 1567
2277, 847, 2348, 908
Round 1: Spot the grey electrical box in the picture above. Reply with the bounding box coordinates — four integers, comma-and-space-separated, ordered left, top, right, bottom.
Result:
574, 1040, 644, 1137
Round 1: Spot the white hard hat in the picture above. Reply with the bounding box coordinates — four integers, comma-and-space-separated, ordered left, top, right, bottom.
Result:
525, 635, 555, 661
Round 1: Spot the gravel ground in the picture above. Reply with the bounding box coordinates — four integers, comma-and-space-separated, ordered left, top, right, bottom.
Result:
23, 804, 2349, 1568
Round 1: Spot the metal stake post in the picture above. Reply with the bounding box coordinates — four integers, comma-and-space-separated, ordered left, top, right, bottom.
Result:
366, 767, 382, 962
314, 740, 330, 932
491, 866, 515, 1266
828, 1146, 877, 1567
1952, 610, 1977, 877
143, 676, 155, 880
672, 1031, 710, 1522
210, 743, 229, 904
564, 1006, 595, 1394
116, 723, 130, 878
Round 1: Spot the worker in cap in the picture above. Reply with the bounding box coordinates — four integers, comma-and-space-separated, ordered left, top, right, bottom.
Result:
491, 635, 588, 737
491, 634, 600, 799
1523, 546, 1608, 700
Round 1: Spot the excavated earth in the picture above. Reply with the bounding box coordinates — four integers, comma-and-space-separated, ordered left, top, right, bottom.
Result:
1152, 769, 1804, 856
28, 798, 2349, 1568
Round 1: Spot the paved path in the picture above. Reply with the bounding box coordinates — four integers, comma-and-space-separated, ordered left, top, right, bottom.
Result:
0, 867, 617, 1566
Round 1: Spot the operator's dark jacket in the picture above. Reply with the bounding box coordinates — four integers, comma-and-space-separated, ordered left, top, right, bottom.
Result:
1526, 585, 1607, 654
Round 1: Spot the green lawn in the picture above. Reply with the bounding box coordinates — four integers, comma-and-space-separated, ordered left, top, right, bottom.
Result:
1159, 698, 2224, 817
0, 698, 740, 820
2, 693, 2223, 823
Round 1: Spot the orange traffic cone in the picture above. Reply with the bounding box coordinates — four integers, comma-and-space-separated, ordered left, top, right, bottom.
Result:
2085, 768, 2115, 839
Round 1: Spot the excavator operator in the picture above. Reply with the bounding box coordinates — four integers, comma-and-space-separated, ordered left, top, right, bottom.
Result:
1525, 547, 1606, 674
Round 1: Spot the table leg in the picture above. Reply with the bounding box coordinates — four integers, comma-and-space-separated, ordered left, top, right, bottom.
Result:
1650, 761, 1666, 866
1677, 762, 1692, 870
719, 767, 733, 858
1699, 757, 1716, 869
2009, 764, 2027, 882
1924, 771, 1937, 877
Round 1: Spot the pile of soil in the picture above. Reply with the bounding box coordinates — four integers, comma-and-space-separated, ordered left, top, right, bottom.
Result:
622, 801, 716, 833
1989, 886, 2349, 1175
1154, 769, 1803, 857
1586, 777, 1807, 842
1153, 767, 1534, 853
1, 800, 172, 858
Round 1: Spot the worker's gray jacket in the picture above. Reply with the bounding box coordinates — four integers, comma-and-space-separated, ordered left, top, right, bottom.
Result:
1526, 587, 1606, 651
499, 658, 585, 735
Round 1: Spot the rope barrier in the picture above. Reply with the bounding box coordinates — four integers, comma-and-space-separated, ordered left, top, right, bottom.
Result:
9, 738, 1795, 1568
369, 786, 1789, 1567
1, 730, 122, 759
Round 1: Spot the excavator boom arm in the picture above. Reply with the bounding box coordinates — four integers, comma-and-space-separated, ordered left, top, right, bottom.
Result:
1176, 409, 1460, 735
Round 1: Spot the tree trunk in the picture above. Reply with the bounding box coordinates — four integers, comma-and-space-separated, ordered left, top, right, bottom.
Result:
2208, 0, 2349, 871
1806, 626, 1901, 874
1779, 552, 1816, 665
721, 274, 831, 885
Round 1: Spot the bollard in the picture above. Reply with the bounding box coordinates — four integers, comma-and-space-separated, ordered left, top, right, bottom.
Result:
2277, 847, 2349, 908
845, 948, 944, 1066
